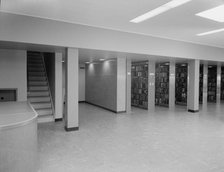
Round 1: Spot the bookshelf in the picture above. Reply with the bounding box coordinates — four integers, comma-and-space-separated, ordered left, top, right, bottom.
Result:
131, 61, 148, 109
155, 62, 169, 107
221, 66, 224, 100
175, 63, 188, 105
207, 65, 217, 102
199, 64, 203, 104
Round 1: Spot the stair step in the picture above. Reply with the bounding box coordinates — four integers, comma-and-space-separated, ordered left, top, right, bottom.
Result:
27, 51, 41, 55
36, 108, 53, 116
28, 66, 43, 69
37, 115, 54, 123
28, 66, 44, 70
28, 72, 45, 76
29, 96, 50, 103
29, 86, 48, 91
27, 55, 42, 58
32, 102, 51, 109
28, 91, 49, 97
28, 76, 47, 81
28, 63, 43, 66
28, 59, 42, 62
28, 68, 45, 72
28, 81, 48, 86
28, 61, 42, 64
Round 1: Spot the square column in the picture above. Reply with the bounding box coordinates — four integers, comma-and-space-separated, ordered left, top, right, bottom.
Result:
202, 63, 208, 106
117, 57, 126, 112
169, 60, 175, 108
187, 59, 200, 113
148, 61, 155, 110
64, 48, 79, 131
126, 58, 132, 113
55, 52, 63, 120
217, 63, 221, 104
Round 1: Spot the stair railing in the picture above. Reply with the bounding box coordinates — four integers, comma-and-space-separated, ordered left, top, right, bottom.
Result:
40, 53, 55, 119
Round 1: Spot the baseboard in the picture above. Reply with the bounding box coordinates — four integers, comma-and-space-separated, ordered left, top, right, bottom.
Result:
64, 126, 79, 132
116, 111, 126, 114
55, 118, 63, 122
188, 109, 199, 113
85, 101, 125, 113
79, 101, 86, 103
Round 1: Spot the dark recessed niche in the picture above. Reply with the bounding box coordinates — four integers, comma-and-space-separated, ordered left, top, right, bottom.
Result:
0, 89, 17, 102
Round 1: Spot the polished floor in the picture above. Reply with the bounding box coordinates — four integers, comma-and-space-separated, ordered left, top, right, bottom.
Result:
38, 103, 224, 172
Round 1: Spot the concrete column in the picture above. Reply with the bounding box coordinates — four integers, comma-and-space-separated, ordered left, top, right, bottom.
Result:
217, 63, 221, 103
54, 52, 63, 120
187, 59, 200, 112
64, 48, 79, 131
126, 58, 132, 113
117, 57, 126, 113
148, 61, 155, 110
169, 60, 175, 108
203, 63, 208, 106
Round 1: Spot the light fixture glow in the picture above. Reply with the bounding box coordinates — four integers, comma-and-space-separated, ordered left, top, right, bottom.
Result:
85, 62, 90, 64
99, 59, 105, 61
197, 28, 224, 36
130, 0, 192, 23
196, 4, 224, 23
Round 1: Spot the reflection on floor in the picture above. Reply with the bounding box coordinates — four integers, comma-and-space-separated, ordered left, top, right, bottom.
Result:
38, 103, 224, 172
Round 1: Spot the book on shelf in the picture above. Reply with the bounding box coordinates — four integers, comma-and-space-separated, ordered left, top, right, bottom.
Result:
175, 63, 188, 105
207, 65, 217, 102
155, 63, 169, 107
131, 61, 148, 109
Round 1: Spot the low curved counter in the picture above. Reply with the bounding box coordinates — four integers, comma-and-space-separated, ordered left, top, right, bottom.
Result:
0, 102, 38, 172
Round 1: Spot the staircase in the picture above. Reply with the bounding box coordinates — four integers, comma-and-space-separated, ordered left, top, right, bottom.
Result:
27, 52, 54, 123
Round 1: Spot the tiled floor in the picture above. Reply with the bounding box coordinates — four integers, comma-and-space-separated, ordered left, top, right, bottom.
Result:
38, 103, 224, 172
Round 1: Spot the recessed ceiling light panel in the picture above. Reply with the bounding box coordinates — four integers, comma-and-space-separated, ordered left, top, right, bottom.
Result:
130, 0, 192, 23
196, 4, 224, 22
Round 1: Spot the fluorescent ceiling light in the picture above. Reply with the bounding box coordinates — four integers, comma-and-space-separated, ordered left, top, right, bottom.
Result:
130, 0, 192, 23
99, 59, 105, 61
196, 4, 224, 22
85, 62, 90, 64
197, 28, 224, 36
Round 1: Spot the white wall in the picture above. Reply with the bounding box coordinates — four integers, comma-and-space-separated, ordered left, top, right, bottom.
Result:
0, 12, 224, 62
0, 49, 27, 101
79, 64, 85, 102
86, 59, 117, 112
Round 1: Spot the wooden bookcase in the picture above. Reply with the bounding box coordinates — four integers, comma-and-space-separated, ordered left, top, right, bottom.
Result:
175, 63, 188, 105
207, 65, 217, 102
199, 64, 203, 104
155, 62, 169, 107
131, 61, 148, 109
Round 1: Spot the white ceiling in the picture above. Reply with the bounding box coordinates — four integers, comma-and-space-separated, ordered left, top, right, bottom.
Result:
1, 0, 224, 48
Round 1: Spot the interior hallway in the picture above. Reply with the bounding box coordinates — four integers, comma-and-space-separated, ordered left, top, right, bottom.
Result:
38, 103, 224, 172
